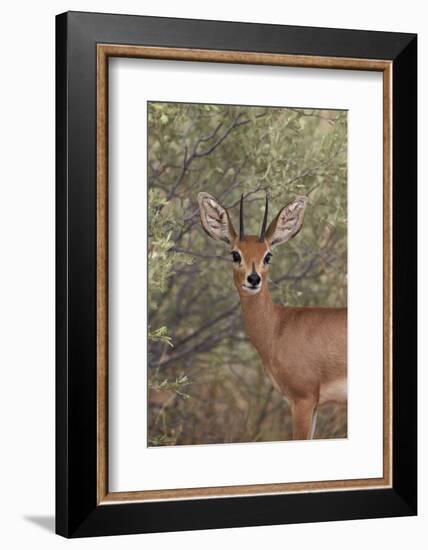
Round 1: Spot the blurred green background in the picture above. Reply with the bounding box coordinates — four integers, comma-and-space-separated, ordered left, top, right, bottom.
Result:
147, 102, 347, 446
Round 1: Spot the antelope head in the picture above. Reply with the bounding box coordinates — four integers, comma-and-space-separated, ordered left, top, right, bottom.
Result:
197, 192, 308, 296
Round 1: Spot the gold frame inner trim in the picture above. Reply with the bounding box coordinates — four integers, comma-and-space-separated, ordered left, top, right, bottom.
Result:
96, 44, 393, 505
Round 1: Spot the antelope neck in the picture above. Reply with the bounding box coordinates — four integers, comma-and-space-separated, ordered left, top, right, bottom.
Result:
239, 284, 277, 360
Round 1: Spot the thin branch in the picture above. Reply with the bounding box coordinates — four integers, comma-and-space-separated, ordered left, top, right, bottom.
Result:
152, 319, 238, 367
166, 111, 268, 201
173, 247, 231, 262
288, 107, 342, 124
172, 302, 240, 350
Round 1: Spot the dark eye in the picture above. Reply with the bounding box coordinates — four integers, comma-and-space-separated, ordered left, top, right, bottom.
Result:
231, 251, 241, 264
263, 252, 272, 264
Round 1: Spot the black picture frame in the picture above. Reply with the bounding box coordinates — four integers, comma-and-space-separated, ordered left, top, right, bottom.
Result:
56, 11, 417, 538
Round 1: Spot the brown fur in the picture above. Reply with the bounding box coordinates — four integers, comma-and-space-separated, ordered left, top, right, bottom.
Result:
198, 194, 347, 440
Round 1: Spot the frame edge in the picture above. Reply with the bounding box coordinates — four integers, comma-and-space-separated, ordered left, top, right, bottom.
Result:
55, 11, 69, 538
391, 34, 418, 515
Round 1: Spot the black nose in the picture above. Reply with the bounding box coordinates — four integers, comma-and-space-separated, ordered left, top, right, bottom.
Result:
247, 272, 261, 287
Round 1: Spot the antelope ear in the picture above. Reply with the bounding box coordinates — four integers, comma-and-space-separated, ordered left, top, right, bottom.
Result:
266, 196, 308, 247
197, 192, 237, 245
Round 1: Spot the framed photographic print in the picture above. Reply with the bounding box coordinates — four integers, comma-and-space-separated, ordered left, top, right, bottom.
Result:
56, 11, 417, 538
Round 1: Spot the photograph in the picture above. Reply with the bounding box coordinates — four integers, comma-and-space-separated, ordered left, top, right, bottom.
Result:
147, 101, 348, 446
0, 0, 421, 545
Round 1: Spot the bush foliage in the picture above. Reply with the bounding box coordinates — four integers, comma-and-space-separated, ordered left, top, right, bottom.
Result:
148, 102, 347, 446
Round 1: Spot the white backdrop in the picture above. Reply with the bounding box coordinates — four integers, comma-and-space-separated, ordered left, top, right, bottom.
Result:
109, 59, 383, 493
0, 1, 425, 548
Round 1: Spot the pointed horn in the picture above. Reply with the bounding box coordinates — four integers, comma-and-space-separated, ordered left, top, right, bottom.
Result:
239, 193, 245, 241
259, 195, 269, 242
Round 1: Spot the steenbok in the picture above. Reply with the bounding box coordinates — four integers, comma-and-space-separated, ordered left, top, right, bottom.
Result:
198, 192, 347, 440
